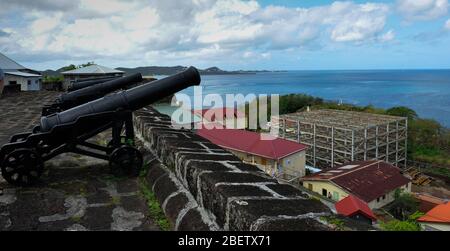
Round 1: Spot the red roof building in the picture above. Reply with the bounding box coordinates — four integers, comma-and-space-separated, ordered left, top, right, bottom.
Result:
335, 195, 376, 224
413, 193, 447, 213
197, 128, 306, 160
302, 160, 411, 209
197, 128, 308, 179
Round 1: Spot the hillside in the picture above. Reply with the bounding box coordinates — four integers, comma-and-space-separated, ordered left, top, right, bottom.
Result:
40, 65, 271, 76
116, 66, 267, 76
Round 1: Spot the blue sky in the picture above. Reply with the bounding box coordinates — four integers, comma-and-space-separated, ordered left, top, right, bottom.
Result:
0, 0, 449, 70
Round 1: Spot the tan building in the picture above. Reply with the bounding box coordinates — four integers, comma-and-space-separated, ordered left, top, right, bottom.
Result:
197, 127, 307, 180
301, 160, 411, 209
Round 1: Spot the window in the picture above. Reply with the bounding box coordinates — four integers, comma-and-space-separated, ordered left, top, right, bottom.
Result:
382, 195, 386, 200
9, 81, 17, 85
322, 188, 328, 197
377, 197, 380, 202
308, 184, 313, 191
27, 80, 31, 85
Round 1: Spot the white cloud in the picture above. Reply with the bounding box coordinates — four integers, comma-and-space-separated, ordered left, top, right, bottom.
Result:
379, 30, 396, 42
397, 0, 448, 21
2, 0, 393, 67
446, 19, 450, 29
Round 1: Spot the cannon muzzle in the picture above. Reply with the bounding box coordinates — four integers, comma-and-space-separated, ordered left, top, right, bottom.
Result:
40, 66, 200, 132
56, 73, 143, 110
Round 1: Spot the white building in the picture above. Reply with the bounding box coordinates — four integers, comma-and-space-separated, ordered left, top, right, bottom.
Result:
0, 52, 42, 93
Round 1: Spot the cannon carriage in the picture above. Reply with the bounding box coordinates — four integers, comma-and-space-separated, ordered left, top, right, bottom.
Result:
0, 67, 201, 186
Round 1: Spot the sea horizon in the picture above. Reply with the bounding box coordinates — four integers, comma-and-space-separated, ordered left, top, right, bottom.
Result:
164, 69, 450, 128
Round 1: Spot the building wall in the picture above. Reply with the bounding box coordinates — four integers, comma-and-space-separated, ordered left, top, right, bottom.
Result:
280, 151, 306, 178
302, 180, 349, 201
303, 180, 412, 209
4, 75, 41, 91
420, 222, 450, 231
228, 149, 306, 179
367, 183, 411, 209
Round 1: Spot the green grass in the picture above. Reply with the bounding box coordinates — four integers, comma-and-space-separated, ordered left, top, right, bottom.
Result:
138, 164, 171, 231
320, 216, 345, 230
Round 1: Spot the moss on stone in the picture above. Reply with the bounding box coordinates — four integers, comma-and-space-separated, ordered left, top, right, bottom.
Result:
138, 177, 171, 231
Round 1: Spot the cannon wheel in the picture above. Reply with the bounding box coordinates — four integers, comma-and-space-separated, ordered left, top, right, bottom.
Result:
109, 146, 143, 177
1, 148, 44, 186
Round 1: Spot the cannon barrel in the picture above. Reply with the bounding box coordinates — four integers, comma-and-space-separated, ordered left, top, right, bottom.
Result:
40, 66, 200, 132
68, 76, 120, 92
56, 73, 143, 109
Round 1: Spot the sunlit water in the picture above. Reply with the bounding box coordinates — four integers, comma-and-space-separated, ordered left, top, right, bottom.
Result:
156, 70, 450, 127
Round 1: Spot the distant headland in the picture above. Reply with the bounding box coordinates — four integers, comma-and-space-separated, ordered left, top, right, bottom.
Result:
41, 65, 285, 77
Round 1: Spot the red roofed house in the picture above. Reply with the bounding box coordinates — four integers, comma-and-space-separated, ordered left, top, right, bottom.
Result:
335, 195, 377, 225
301, 160, 411, 209
197, 128, 308, 179
413, 193, 447, 213
418, 202, 450, 231
192, 107, 246, 129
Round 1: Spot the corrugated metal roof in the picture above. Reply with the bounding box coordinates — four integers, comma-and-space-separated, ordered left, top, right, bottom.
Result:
302, 160, 411, 203
335, 195, 376, 220
61, 64, 124, 75
197, 128, 307, 160
5, 71, 41, 77
0, 52, 26, 71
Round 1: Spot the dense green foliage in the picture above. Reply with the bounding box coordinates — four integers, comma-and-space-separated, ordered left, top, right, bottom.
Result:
381, 202, 424, 231
380, 219, 422, 231
388, 189, 419, 220
279, 94, 323, 114
43, 75, 63, 84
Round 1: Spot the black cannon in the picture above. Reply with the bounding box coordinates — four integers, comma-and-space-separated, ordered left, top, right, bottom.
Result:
67, 76, 120, 92
0, 66, 200, 186
42, 73, 143, 116
67, 77, 118, 92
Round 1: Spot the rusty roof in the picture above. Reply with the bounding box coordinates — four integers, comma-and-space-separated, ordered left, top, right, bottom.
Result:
302, 160, 411, 202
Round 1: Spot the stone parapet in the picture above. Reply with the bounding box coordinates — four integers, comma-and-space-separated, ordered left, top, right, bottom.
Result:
134, 107, 336, 231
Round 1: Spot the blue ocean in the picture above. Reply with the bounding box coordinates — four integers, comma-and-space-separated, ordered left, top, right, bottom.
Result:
165, 70, 450, 127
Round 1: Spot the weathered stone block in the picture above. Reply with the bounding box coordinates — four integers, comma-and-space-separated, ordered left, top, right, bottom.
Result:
177, 208, 212, 231
227, 198, 331, 231
251, 217, 331, 231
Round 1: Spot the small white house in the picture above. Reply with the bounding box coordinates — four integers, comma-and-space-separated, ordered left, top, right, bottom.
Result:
0, 52, 42, 92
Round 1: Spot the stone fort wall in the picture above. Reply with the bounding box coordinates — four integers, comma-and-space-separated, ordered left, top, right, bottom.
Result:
133, 107, 338, 231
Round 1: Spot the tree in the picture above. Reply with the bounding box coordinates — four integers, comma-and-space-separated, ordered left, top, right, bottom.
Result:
58, 64, 77, 72
389, 189, 419, 220
386, 106, 418, 120
78, 61, 95, 68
